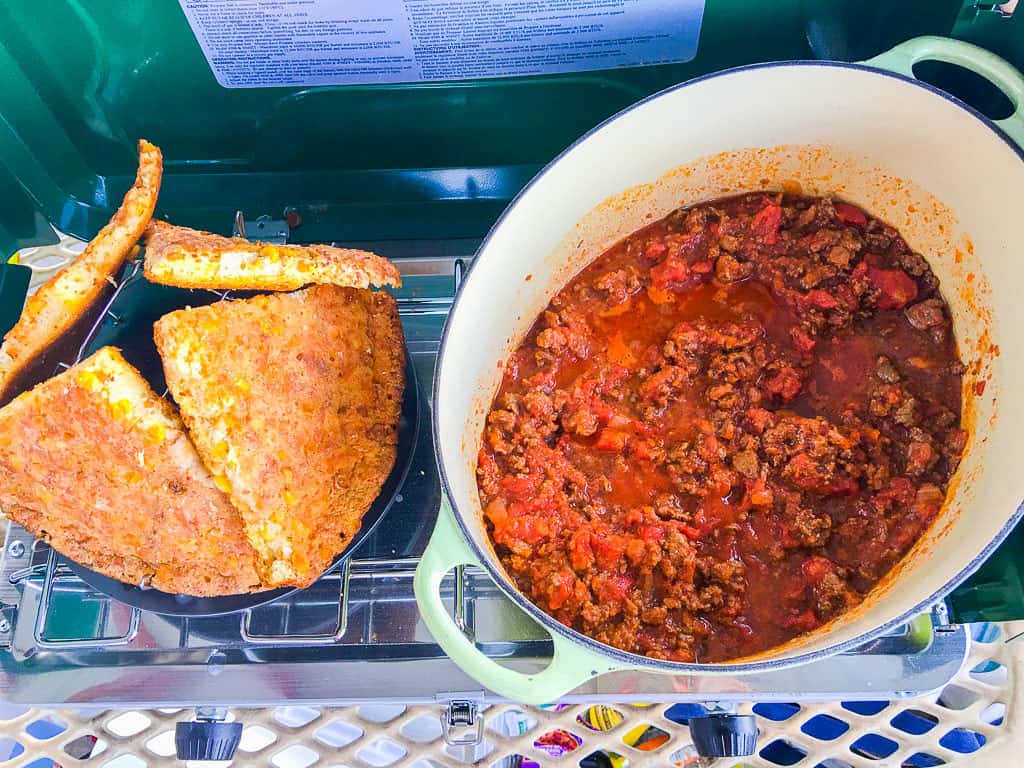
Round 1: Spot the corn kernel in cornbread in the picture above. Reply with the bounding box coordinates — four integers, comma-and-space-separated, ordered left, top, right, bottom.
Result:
153, 285, 405, 588
0, 347, 261, 596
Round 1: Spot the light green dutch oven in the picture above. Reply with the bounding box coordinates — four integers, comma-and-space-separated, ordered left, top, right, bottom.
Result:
415, 37, 1024, 704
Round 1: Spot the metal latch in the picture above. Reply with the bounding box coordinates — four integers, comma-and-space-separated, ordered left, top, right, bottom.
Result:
974, 0, 1017, 16
440, 699, 484, 746
175, 706, 242, 762
233, 211, 289, 244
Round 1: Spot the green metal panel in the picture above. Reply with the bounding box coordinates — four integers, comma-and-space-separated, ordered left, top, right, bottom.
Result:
0, 263, 30, 337
0, 0, 965, 248
947, 522, 1024, 623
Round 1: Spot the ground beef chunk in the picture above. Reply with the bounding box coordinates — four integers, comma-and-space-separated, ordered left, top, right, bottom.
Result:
791, 507, 833, 548
653, 493, 693, 522
536, 310, 591, 362
637, 365, 690, 409
731, 449, 760, 479
761, 415, 864, 495
815, 570, 856, 620
905, 440, 936, 476
826, 244, 854, 268
480, 192, 963, 663
905, 298, 946, 331
875, 355, 901, 384
716, 252, 754, 283
594, 266, 641, 304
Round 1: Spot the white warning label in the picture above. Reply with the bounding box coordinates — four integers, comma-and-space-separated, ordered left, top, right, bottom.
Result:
179, 0, 704, 88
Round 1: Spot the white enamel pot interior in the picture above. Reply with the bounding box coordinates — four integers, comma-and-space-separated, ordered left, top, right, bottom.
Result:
433, 54, 1024, 674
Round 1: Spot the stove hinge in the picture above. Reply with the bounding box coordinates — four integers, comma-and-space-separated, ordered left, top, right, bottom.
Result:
438, 693, 485, 747
233, 211, 289, 244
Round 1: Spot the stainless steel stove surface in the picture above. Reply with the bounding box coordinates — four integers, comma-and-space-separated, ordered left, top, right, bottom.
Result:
0, 241, 967, 708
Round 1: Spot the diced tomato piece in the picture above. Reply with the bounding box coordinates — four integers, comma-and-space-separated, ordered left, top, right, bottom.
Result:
834, 202, 868, 227
548, 570, 576, 610
624, 509, 643, 527
790, 326, 817, 353
783, 609, 820, 632
765, 367, 803, 402
801, 555, 834, 583
873, 477, 917, 511
676, 523, 701, 540
710, 464, 737, 497
484, 497, 508, 526
850, 260, 869, 280
569, 530, 593, 570
650, 256, 689, 289
751, 203, 783, 244
834, 284, 857, 309
638, 524, 665, 542
592, 534, 627, 568
595, 427, 629, 452
590, 402, 632, 429
477, 449, 500, 488
974, 380, 987, 396
822, 477, 859, 496
631, 439, 652, 460
501, 515, 549, 545
691, 259, 714, 274
868, 267, 919, 310
745, 407, 774, 435
500, 474, 539, 501
601, 573, 635, 602
644, 240, 667, 261
804, 289, 840, 310
747, 477, 774, 507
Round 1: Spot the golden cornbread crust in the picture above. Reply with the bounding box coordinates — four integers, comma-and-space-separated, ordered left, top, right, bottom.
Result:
143, 220, 401, 291
0, 347, 261, 596
0, 140, 162, 406
154, 286, 405, 588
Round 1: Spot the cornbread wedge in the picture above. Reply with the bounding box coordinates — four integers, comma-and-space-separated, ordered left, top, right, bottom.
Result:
0, 140, 162, 406
154, 286, 404, 588
0, 347, 261, 596
143, 220, 401, 291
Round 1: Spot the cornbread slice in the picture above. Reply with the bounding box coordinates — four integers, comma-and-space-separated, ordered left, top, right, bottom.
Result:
0, 140, 163, 406
143, 220, 401, 291
154, 286, 405, 588
0, 347, 261, 596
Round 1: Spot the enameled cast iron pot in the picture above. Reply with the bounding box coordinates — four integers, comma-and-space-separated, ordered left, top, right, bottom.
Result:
413, 37, 1024, 703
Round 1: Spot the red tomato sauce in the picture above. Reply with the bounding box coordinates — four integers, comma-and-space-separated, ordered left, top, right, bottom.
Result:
478, 193, 965, 662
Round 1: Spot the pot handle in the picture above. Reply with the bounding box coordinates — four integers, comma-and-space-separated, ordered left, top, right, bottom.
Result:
864, 35, 1024, 147
413, 498, 623, 704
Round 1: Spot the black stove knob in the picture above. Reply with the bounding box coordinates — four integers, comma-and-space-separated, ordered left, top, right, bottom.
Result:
175, 720, 243, 761
688, 713, 759, 758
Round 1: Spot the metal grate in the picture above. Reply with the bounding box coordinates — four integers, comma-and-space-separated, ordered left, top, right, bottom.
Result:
0, 621, 1017, 766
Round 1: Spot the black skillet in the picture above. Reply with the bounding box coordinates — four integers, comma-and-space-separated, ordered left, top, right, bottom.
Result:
58, 263, 419, 617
